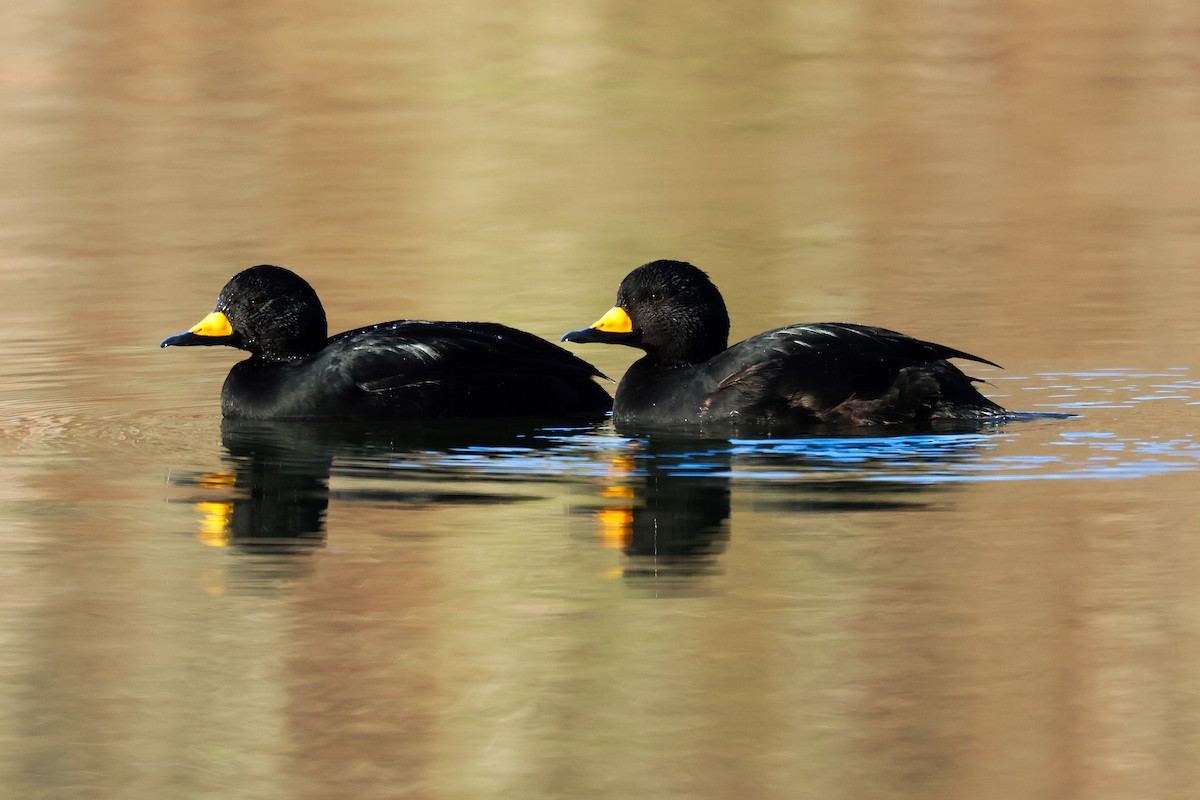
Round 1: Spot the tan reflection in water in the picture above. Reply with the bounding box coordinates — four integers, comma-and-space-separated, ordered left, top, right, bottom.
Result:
2, 0, 1200, 798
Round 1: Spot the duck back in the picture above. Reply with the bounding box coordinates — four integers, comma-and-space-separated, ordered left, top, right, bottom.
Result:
614, 322, 1002, 427
223, 320, 612, 421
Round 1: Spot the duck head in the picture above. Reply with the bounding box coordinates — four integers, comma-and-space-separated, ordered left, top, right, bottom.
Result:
160, 265, 328, 362
563, 259, 730, 366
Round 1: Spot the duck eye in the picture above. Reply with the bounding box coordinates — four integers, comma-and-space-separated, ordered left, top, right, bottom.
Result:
649, 292, 662, 302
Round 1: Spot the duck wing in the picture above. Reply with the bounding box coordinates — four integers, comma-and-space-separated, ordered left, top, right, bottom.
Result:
702, 323, 1001, 423
325, 320, 611, 417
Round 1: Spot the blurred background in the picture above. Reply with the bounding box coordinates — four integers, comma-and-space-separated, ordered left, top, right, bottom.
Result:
1, 2, 1198, 799
4, 1, 1197, 378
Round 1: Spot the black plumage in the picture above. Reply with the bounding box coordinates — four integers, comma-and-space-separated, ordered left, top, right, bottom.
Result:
563, 259, 1004, 428
162, 265, 612, 421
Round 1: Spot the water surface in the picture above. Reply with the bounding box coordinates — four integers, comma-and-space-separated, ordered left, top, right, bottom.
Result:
2, 3, 1199, 799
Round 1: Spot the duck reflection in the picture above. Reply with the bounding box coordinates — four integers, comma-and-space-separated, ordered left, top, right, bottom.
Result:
174, 422, 337, 552
171, 416, 1004, 576
599, 423, 1006, 585
173, 419, 597, 551
599, 437, 733, 581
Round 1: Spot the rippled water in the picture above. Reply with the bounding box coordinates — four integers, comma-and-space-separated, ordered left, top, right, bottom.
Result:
7, 366, 1194, 799
4, 2, 1200, 799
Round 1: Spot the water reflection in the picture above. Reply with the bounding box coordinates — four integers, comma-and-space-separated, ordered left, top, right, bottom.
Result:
602, 437, 733, 581
171, 419, 589, 551
164, 405, 1195, 594
599, 424, 1006, 586
204, 422, 337, 550
165, 414, 1024, 579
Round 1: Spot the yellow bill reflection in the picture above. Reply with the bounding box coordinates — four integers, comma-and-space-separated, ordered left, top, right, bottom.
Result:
596, 452, 637, 558
195, 501, 234, 547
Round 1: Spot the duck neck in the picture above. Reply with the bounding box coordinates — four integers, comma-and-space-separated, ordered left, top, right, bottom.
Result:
645, 333, 728, 368
244, 327, 327, 363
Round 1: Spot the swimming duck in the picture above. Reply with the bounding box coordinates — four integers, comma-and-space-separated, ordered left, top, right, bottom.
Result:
162, 265, 612, 421
562, 259, 1004, 428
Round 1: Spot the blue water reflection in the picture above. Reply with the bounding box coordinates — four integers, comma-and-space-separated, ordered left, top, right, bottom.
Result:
165, 374, 1199, 581
169, 419, 596, 550
165, 420, 980, 570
